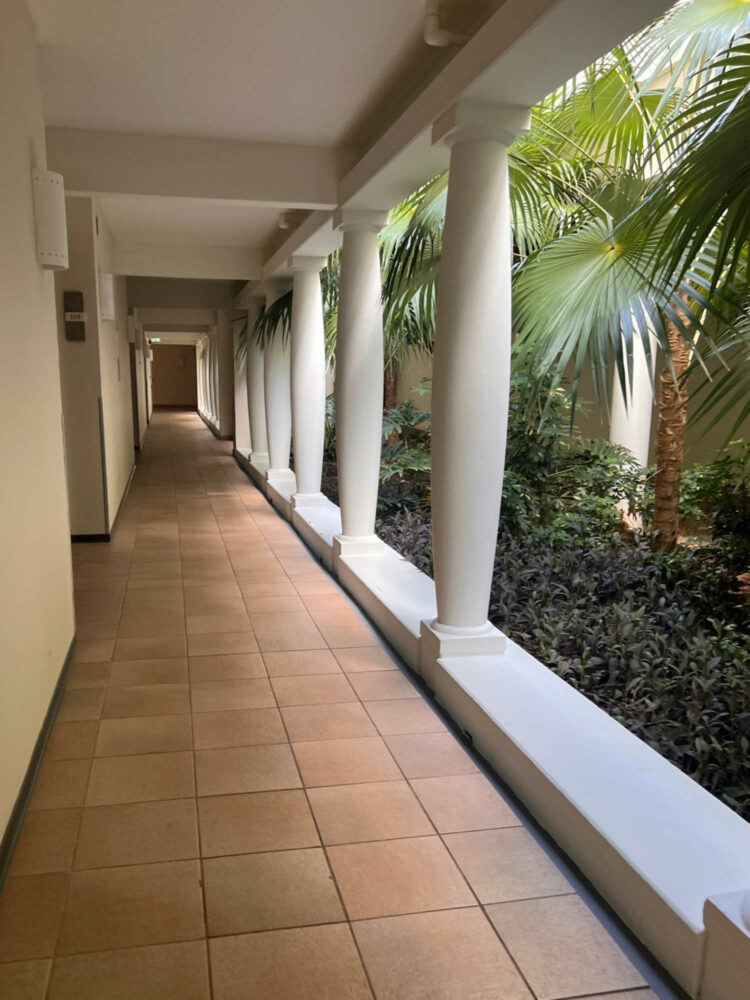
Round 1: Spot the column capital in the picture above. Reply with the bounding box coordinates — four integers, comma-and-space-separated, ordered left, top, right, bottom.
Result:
432, 101, 531, 148
288, 254, 328, 273
332, 208, 389, 233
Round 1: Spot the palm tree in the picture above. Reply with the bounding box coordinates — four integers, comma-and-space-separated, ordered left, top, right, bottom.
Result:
383, 0, 750, 550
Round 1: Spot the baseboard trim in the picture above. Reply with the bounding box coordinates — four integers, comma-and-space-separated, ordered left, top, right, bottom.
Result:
0, 634, 77, 890
71, 533, 110, 543
109, 463, 136, 536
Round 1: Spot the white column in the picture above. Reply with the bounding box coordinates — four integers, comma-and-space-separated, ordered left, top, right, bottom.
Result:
610, 331, 656, 467
233, 318, 251, 453
423, 103, 530, 663
263, 281, 295, 493
332, 209, 389, 557
210, 329, 220, 429
289, 255, 328, 504
247, 344, 268, 470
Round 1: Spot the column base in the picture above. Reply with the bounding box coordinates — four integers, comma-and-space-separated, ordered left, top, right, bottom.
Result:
419, 618, 506, 689
266, 469, 297, 520
333, 533, 385, 566
248, 452, 269, 491
291, 492, 330, 509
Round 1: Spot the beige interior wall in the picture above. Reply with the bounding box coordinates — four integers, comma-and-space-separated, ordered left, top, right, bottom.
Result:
397, 351, 433, 409
55, 196, 107, 534
95, 215, 135, 524
0, 0, 76, 835
151, 345, 198, 406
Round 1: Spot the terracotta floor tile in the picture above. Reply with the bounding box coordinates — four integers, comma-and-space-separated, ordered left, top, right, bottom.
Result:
186, 613, 252, 635
198, 789, 318, 856
9, 809, 80, 876
308, 780, 433, 845
209, 923, 372, 1000
239, 581, 297, 599
195, 744, 300, 796
444, 827, 571, 903
281, 703, 377, 742
410, 774, 520, 833
384, 733, 479, 778
117, 616, 186, 637
328, 836, 474, 919
0, 873, 68, 960
74, 619, 119, 640
56, 688, 104, 722
292, 578, 341, 596
74, 799, 199, 869
188, 652, 266, 681
95, 715, 192, 756
309, 609, 366, 630
263, 649, 341, 676
486, 895, 647, 1000
109, 657, 189, 686
293, 736, 401, 787
271, 673, 357, 707
86, 751, 195, 805
183, 596, 247, 616
28, 760, 89, 811
0, 958, 51, 999
354, 907, 533, 1000
74, 639, 115, 662
349, 671, 420, 701
243, 594, 306, 613
45, 721, 98, 760
254, 626, 327, 652
191, 678, 274, 712
365, 698, 447, 736
182, 582, 241, 600
113, 635, 187, 661
102, 683, 190, 718
204, 847, 344, 935
332, 646, 397, 672
192, 707, 286, 749
320, 626, 379, 648
187, 632, 259, 656
66, 661, 111, 689
47, 941, 211, 1000
57, 860, 205, 955
248, 610, 316, 632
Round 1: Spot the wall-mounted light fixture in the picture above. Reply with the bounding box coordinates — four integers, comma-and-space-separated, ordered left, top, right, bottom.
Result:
99, 273, 115, 321
32, 169, 69, 270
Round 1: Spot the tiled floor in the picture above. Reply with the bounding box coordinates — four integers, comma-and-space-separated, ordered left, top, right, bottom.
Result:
0, 410, 663, 999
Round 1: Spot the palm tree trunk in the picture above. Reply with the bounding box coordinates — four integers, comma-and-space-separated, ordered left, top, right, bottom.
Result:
383, 361, 399, 412
652, 319, 690, 551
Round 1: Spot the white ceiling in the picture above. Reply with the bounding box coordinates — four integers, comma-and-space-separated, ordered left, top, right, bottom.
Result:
27, 0, 434, 145
97, 195, 282, 247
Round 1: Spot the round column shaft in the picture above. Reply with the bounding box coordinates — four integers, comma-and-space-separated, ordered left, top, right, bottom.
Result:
290, 257, 327, 498
334, 211, 388, 540
263, 284, 292, 474
246, 302, 269, 462
430, 104, 530, 631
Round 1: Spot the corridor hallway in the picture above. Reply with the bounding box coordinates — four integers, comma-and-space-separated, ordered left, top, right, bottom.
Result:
0, 411, 655, 1000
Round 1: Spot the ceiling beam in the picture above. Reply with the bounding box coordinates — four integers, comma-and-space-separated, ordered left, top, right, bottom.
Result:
114, 242, 263, 281
46, 127, 358, 208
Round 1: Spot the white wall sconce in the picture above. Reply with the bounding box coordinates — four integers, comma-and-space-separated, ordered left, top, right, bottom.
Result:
32, 168, 68, 270
99, 272, 116, 321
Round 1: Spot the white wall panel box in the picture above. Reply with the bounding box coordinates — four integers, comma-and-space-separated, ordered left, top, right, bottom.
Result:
32, 169, 68, 270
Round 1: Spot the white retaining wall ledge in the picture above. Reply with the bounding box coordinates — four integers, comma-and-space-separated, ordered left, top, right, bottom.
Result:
248, 488, 750, 999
